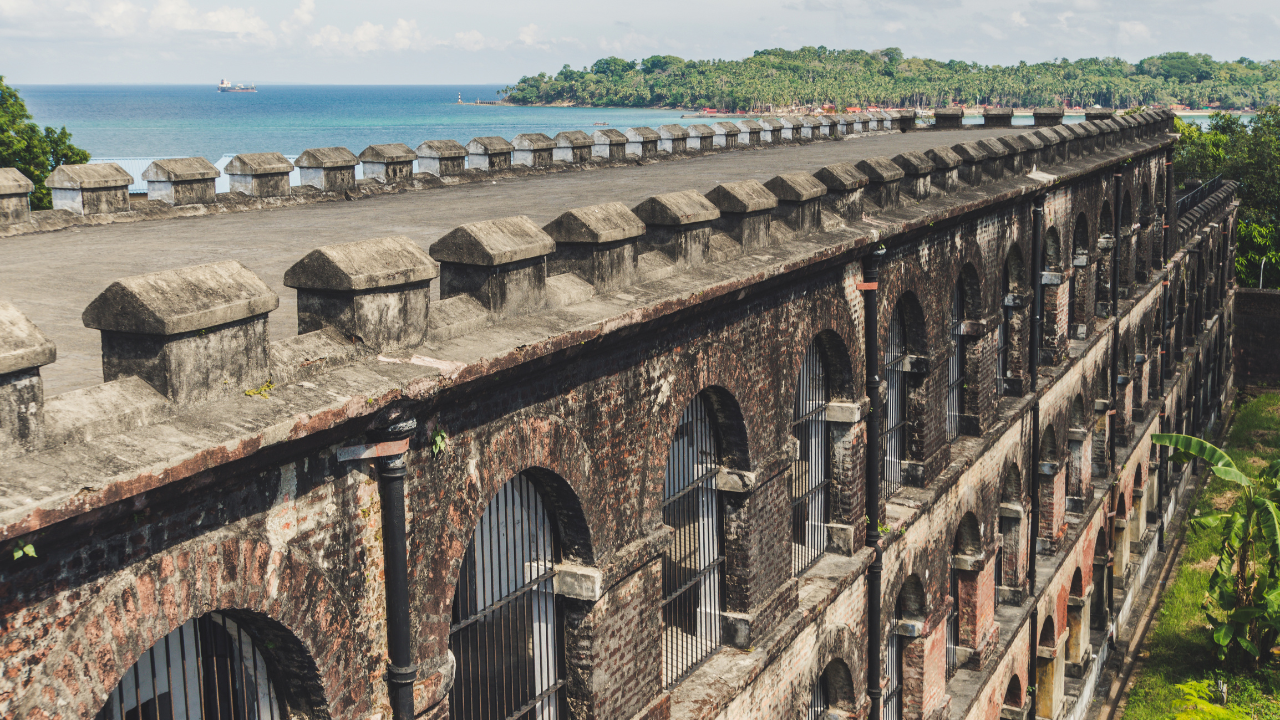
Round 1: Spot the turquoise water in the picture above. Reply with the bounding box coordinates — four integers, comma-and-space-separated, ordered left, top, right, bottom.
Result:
15, 85, 698, 162
14, 85, 1235, 162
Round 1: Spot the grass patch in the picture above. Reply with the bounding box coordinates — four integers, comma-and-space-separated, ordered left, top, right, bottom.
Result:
1123, 393, 1280, 719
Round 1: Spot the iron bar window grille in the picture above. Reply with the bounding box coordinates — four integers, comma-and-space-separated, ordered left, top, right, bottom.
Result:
946, 568, 959, 677
882, 307, 907, 497
662, 395, 723, 689
807, 676, 828, 720
884, 630, 903, 720
792, 343, 830, 575
95, 613, 281, 720
993, 547, 1003, 613
450, 472, 563, 720
947, 284, 965, 441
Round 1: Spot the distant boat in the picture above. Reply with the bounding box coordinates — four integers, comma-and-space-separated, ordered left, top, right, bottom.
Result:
593, 122, 609, 126
218, 79, 257, 93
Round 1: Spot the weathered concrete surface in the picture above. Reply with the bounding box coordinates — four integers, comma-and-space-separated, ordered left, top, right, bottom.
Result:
4, 128, 1024, 394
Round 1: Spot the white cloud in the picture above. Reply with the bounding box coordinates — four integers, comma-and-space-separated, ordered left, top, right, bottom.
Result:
1010, 11, 1028, 26
1117, 20, 1151, 43
1055, 11, 1074, 30
982, 23, 1006, 39
884, 20, 905, 32
0, 0, 37, 17
308, 18, 422, 53
453, 29, 497, 51
89, 0, 143, 34
291, 0, 314, 25
148, 0, 274, 43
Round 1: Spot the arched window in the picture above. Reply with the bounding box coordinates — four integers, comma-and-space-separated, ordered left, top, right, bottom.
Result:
1004, 675, 1023, 708
807, 675, 829, 720
947, 279, 965, 441
96, 613, 282, 720
451, 472, 562, 720
884, 303, 908, 495
999, 247, 1025, 396
793, 342, 830, 574
662, 394, 723, 687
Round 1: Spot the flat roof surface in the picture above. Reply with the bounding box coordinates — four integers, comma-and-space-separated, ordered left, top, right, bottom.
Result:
4, 127, 1026, 395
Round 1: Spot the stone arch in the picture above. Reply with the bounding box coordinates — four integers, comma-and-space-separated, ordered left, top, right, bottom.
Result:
1121, 190, 1133, 229
1039, 615, 1057, 647
1040, 422, 1059, 464
1045, 226, 1063, 271
1070, 395, 1086, 429
896, 573, 927, 621
893, 291, 929, 355
807, 328, 857, 402
952, 264, 983, 437
1004, 674, 1024, 708
1072, 212, 1090, 256
1001, 462, 1022, 503
20, 532, 344, 720
953, 511, 982, 556
818, 658, 858, 712
1070, 568, 1084, 598
1100, 200, 1113, 237
1000, 244, 1029, 395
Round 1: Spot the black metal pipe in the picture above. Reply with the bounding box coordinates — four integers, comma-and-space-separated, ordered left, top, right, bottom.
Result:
375, 417, 419, 720
1030, 196, 1046, 392
1110, 171, 1123, 472
862, 248, 885, 720
1164, 148, 1175, 262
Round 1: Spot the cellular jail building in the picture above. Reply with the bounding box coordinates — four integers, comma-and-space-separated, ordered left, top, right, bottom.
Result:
0, 109, 1241, 720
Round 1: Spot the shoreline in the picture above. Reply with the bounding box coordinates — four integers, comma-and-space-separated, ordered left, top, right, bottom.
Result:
494, 102, 1256, 117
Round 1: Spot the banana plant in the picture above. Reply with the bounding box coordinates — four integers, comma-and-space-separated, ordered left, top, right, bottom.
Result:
1154, 433, 1280, 666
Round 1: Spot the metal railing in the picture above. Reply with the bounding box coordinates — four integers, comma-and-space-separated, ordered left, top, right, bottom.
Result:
883, 309, 907, 496
946, 569, 959, 677
450, 473, 562, 720
884, 634, 903, 720
95, 613, 281, 720
792, 343, 830, 575
1175, 175, 1223, 216
662, 396, 723, 688
807, 677, 828, 720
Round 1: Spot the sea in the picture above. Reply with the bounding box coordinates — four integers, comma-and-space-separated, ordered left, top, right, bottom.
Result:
16, 84, 1232, 166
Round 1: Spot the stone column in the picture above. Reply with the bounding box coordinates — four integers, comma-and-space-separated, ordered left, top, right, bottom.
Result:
764, 173, 827, 232
705, 180, 777, 250
0, 167, 34, 223
542, 202, 647, 291
295, 147, 359, 193
1033, 107, 1064, 127
983, 107, 1014, 128
0, 301, 55, 458
933, 107, 964, 129
429, 215, 555, 317
81, 261, 279, 405
284, 235, 438, 351
712, 122, 741, 148
46, 163, 132, 214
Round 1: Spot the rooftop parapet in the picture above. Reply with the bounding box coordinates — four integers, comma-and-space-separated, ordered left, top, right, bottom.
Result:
81, 261, 279, 405
777, 117, 803, 140
46, 163, 132, 215
923, 145, 963, 194
765, 172, 827, 231
430, 216, 555, 320
814, 115, 837, 137
797, 116, 821, 138
1031, 129, 1064, 165
624, 127, 660, 158
686, 124, 715, 151
948, 141, 989, 187
141, 158, 221, 206
658, 125, 689, 154
359, 143, 417, 182
1033, 107, 1065, 127
554, 131, 593, 163
983, 107, 1014, 128
868, 110, 892, 131
891, 151, 935, 200
712, 122, 741, 148
759, 117, 785, 143
934, 107, 964, 130
466, 137, 515, 171
0, 167, 34, 224
592, 128, 627, 160
814, 161, 869, 220
416, 139, 468, 176
513, 133, 557, 167
295, 147, 359, 193
735, 119, 764, 145
284, 235, 437, 350
705, 180, 777, 249
544, 202, 647, 290
632, 190, 720, 274
891, 109, 917, 131
225, 152, 294, 198
976, 137, 1010, 181
0, 301, 55, 458
855, 157, 905, 210
1085, 108, 1115, 122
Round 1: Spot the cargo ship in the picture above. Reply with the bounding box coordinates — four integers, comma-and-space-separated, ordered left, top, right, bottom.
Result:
217, 79, 257, 93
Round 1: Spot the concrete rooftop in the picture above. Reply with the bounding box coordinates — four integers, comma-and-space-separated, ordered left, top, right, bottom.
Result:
3, 127, 1026, 395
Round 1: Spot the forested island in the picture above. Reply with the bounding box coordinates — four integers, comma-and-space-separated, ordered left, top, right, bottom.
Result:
501, 47, 1280, 111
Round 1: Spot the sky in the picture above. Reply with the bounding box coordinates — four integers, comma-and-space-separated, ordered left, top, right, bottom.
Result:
1, 0, 1278, 85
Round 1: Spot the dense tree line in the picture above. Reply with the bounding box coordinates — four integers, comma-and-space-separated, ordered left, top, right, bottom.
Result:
502, 48, 1280, 111
1175, 108, 1280, 289
0, 77, 88, 210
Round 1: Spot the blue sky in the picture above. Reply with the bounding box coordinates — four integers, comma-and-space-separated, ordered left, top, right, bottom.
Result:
1, 0, 1277, 84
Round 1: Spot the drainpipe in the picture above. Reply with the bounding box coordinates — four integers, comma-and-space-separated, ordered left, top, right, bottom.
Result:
374, 417, 419, 720
1164, 148, 1175, 263
862, 248, 885, 720
1110, 171, 1123, 466
1030, 196, 1046, 389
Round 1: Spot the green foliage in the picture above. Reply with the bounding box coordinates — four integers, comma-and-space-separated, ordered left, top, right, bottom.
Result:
1173, 106, 1280, 287
0, 76, 89, 210
1171, 680, 1250, 719
501, 47, 1280, 111
1153, 432, 1280, 666
431, 428, 448, 456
